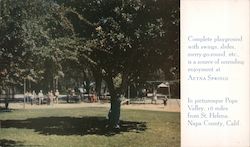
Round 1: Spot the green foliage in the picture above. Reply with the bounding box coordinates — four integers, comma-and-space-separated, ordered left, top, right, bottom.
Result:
0, 0, 179, 94
113, 73, 122, 89
65, 0, 179, 94
0, 0, 92, 90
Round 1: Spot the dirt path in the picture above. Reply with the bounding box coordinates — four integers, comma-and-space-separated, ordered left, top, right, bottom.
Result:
123, 99, 180, 112
4, 99, 180, 112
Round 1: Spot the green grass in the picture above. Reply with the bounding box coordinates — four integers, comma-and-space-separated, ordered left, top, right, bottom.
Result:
0, 107, 180, 147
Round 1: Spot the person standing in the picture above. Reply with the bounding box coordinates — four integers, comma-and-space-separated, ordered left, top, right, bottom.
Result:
24, 91, 29, 103
152, 89, 157, 104
38, 90, 44, 105
47, 90, 54, 105
54, 89, 59, 104
31, 90, 36, 105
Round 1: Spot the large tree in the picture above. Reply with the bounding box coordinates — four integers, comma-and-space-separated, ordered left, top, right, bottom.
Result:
64, 0, 179, 128
0, 0, 92, 94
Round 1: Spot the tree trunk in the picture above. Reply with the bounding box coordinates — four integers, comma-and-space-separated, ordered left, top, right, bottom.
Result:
105, 76, 121, 128
108, 95, 121, 128
4, 89, 9, 109
83, 70, 91, 95
93, 69, 102, 100
5, 96, 9, 109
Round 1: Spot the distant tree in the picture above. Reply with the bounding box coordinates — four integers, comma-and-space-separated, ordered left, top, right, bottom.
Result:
0, 0, 92, 93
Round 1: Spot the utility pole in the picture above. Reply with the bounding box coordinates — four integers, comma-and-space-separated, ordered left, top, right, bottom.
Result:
127, 86, 130, 99
23, 78, 26, 109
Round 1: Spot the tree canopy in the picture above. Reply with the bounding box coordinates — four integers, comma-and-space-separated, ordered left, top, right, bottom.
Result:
0, 0, 91, 91
63, 0, 179, 96
0, 0, 179, 126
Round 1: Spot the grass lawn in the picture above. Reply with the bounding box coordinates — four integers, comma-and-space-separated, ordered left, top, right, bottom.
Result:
0, 107, 180, 147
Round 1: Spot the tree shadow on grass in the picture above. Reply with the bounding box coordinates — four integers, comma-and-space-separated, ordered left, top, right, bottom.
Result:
0, 139, 23, 147
1, 116, 147, 136
0, 107, 13, 112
